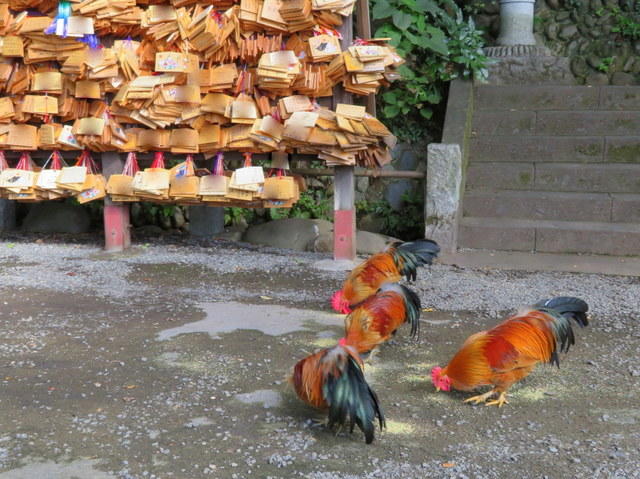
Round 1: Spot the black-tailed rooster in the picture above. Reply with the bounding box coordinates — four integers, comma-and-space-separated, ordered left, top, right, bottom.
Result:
290, 344, 385, 443
431, 297, 589, 407
331, 239, 439, 314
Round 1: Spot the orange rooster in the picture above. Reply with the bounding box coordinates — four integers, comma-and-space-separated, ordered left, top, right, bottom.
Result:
290, 343, 385, 443
431, 296, 589, 407
341, 283, 422, 356
331, 239, 439, 314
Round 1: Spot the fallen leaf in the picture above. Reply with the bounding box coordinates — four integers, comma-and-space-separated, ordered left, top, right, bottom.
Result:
122, 396, 136, 402
66, 272, 76, 276
260, 295, 272, 300
441, 462, 455, 468
422, 307, 436, 312
6, 243, 15, 248
124, 384, 137, 389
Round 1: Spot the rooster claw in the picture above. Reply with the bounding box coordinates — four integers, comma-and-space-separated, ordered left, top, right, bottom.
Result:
485, 393, 509, 408
463, 390, 497, 405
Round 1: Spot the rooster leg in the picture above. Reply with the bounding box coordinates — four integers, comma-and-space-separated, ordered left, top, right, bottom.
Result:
485, 392, 509, 408
463, 389, 497, 405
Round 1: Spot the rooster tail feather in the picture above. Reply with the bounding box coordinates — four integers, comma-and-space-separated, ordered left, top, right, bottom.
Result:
394, 239, 440, 282
534, 296, 589, 365
322, 347, 385, 444
399, 284, 422, 339
378, 283, 422, 338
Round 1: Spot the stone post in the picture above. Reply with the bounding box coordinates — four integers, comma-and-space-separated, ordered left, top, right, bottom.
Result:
189, 205, 224, 237
497, 0, 536, 46
0, 199, 16, 232
424, 144, 462, 254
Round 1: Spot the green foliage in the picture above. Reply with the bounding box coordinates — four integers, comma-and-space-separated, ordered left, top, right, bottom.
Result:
269, 189, 332, 221
597, 56, 615, 73
224, 207, 256, 226
356, 189, 424, 240
610, 7, 640, 40
372, 0, 488, 142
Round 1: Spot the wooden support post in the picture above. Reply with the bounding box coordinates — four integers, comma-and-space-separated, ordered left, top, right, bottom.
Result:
334, 9, 356, 260
101, 152, 131, 252
189, 205, 224, 238
0, 199, 16, 232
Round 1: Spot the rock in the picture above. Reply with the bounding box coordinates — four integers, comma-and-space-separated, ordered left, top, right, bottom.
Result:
559, 25, 578, 40
134, 225, 163, 236
571, 56, 590, 77
546, 0, 560, 8
556, 11, 571, 22
211, 228, 242, 241
130, 202, 144, 227
546, 23, 560, 41
171, 207, 186, 229
357, 213, 386, 234
243, 218, 331, 251
587, 55, 603, 69
585, 72, 610, 85
158, 213, 172, 230
356, 231, 398, 255
590, 0, 603, 10
611, 72, 635, 85
22, 202, 90, 234
356, 176, 369, 193
623, 57, 635, 72
385, 180, 412, 211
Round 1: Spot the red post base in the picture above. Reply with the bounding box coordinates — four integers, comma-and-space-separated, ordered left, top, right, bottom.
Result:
104, 204, 131, 252
334, 209, 356, 260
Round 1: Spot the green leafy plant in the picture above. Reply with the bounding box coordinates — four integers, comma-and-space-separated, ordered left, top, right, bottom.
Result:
611, 7, 640, 40
224, 207, 256, 226
269, 189, 332, 221
357, 188, 424, 240
597, 56, 614, 73
372, 0, 488, 142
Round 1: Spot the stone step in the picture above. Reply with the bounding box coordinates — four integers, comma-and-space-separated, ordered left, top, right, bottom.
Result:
472, 110, 640, 137
475, 85, 640, 111
458, 217, 640, 256
463, 191, 613, 223
466, 162, 640, 194
469, 136, 640, 164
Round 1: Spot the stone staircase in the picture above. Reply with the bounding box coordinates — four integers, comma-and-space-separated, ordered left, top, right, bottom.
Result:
458, 85, 640, 256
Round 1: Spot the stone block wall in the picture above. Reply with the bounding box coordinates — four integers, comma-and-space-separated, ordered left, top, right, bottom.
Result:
469, 0, 640, 85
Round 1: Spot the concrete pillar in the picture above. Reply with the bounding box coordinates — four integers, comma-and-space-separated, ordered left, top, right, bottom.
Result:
425, 144, 462, 254
102, 152, 131, 252
0, 199, 16, 231
497, 0, 536, 46
189, 205, 224, 237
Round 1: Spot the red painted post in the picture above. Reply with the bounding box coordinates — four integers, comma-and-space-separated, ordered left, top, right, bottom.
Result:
101, 152, 131, 252
334, 208, 355, 260
333, 7, 356, 261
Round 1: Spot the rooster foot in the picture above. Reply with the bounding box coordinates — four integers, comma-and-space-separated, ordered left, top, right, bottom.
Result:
307, 417, 326, 429
463, 389, 497, 405
485, 392, 509, 408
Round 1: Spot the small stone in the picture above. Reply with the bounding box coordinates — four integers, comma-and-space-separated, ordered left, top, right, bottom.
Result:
549, 446, 558, 453
559, 25, 578, 40
611, 72, 635, 86
601, 414, 609, 422
556, 11, 571, 22
585, 72, 610, 85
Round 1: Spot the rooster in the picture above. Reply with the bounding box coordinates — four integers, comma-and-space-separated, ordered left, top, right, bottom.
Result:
341, 283, 422, 356
431, 296, 589, 407
331, 239, 440, 314
290, 344, 385, 443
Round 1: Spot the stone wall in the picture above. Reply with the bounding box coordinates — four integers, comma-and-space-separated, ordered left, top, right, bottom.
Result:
472, 0, 640, 85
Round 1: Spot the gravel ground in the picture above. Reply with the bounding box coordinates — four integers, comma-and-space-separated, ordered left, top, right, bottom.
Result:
0, 236, 639, 478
